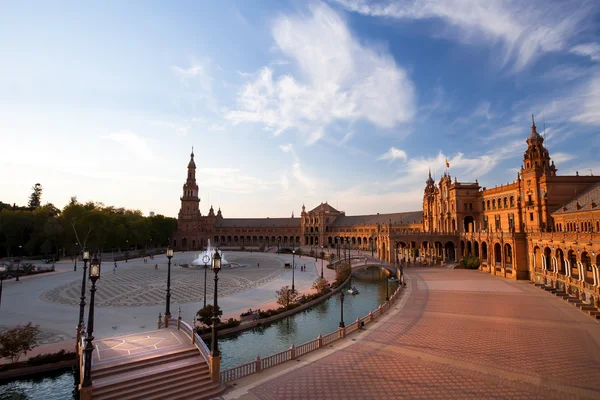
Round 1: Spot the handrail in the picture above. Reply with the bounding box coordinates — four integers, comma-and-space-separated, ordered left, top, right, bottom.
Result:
172, 318, 211, 364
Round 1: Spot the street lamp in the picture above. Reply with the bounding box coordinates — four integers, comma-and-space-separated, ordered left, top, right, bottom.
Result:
339, 291, 345, 328
73, 243, 77, 271
77, 250, 90, 342
82, 257, 101, 388
202, 254, 210, 308
210, 250, 222, 357
320, 246, 324, 279
16, 245, 22, 282
385, 275, 389, 301
164, 247, 174, 326
0, 268, 7, 309
292, 249, 296, 293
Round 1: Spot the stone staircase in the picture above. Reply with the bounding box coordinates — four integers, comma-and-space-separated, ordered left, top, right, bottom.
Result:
91, 345, 225, 400
533, 282, 600, 321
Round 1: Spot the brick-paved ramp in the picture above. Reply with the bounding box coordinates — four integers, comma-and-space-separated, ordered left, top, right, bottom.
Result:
228, 268, 600, 400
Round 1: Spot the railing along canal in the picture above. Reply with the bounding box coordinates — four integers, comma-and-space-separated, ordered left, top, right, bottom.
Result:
220, 284, 404, 384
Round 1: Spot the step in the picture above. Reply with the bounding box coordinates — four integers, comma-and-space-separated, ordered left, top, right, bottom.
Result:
93, 356, 208, 396
578, 305, 597, 311
542, 286, 556, 292
95, 363, 211, 400
566, 298, 583, 304
589, 311, 600, 316
115, 375, 220, 400
162, 383, 226, 400
94, 347, 199, 380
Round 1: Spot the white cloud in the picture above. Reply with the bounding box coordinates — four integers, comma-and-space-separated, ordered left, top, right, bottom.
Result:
570, 73, 600, 125
103, 131, 155, 162
551, 152, 575, 164
151, 120, 189, 137
197, 167, 275, 194
333, 0, 594, 71
226, 3, 415, 143
378, 147, 407, 162
570, 43, 600, 61
280, 143, 293, 153
172, 59, 219, 113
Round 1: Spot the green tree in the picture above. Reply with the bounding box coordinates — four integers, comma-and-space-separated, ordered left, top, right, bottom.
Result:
276, 285, 298, 307
27, 184, 43, 209
196, 305, 222, 326
0, 323, 40, 363
312, 277, 329, 294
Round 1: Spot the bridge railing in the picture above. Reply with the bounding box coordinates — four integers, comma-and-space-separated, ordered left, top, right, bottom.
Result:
219, 283, 404, 384
169, 317, 211, 364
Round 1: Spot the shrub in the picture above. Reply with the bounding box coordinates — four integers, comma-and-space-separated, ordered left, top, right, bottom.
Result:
26, 350, 76, 366
195, 318, 240, 335
196, 305, 222, 327
0, 323, 40, 363
335, 263, 352, 287
460, 255, 481, 270
312, 277, 329, 294
276, 285, 298, 307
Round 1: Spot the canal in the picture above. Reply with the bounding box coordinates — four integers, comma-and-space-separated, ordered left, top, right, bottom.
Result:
0, 268, 395, 399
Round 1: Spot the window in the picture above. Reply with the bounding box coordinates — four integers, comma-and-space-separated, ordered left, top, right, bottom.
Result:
529, 213, 534, 222
482, 201, 486, 211
495, 215, 501, 230
483, 216, 489, 230
503, 198, 508, 208
510, 196, 515, 207
508, 214, 514, 231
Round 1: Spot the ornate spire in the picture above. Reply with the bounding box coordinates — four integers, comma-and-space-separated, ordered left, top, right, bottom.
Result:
187, 146, 196, 169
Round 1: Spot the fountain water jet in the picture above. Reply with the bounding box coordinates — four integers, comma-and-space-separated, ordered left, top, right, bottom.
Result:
191, 239, 229, 266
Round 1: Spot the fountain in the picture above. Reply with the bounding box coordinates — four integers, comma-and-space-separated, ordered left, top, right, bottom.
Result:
191, 239, 229, 267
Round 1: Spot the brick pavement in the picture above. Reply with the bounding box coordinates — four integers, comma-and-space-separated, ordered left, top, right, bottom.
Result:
227, 268, 600, 400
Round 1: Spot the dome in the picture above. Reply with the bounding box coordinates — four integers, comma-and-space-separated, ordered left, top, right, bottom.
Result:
187, 150, 196, 168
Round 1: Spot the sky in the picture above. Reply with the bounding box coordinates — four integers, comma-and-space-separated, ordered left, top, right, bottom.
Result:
1, 0, 599, 218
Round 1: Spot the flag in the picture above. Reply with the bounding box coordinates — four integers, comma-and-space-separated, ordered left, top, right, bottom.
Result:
445, 159, 450, 168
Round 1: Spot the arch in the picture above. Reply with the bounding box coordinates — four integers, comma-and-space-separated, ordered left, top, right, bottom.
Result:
504, 243, 513, 267
474, 241, 480, 257
494, 243, 502, 266
444, 241, 455, 261
503, 197, 508, 208
328, 237, 333, 245
481, 242, 488, 261
581, 251, 593, 284
310, 236, 314, 245
305, 236, 309, 246
464, 216, 474, 233
567, 250, 578, 279
543, 247, 551, 271
220, 235, 226, 243
466, 241, 472, 256
214, 236, 219, 244
487, 200, 491, 210
451, 219, 456, 231
234, 235, 238, 243
555, 248, 566, 275
182, 237, 187, 248
227, 236, 232, 243
459, 240, 465, 258
510, 196, 515, 207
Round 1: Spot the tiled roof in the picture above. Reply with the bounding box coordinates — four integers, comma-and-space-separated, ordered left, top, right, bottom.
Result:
552, 182, 600, 215
215, 218, 300, 228
330, 211, 422, 226
308, 202, 341, 214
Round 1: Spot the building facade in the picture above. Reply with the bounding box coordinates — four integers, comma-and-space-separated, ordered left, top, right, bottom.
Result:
174, 119, 600, 306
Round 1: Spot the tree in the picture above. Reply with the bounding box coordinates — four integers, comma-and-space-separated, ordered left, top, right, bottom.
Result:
335, 263, 352, 287
312, 277, 329, 294
28, 184, 43, 209
0, 323, 40, 363
276, 285, 298, 308
196, 305, 222, 327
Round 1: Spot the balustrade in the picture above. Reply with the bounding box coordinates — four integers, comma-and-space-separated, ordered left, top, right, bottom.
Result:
219, 284, 404, 385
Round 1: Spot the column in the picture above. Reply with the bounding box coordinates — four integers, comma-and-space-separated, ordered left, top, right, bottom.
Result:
532, 253, 536, 269
566, 261, 571, 278
454, 248, 458, 262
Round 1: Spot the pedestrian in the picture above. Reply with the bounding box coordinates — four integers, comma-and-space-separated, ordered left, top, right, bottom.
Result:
114, 261, 117, 269
257, 263, 260, 268
155, 263, 158, 270
113, 266, 116, 273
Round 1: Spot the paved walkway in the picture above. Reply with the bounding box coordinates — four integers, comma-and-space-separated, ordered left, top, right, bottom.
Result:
225, 268, 600, 400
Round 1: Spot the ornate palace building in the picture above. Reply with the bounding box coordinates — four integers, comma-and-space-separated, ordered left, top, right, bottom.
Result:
174, 118, 600, 306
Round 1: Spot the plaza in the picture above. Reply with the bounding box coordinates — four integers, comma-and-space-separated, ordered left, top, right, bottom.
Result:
0, 251, 320, 342
225, 267, 600, 400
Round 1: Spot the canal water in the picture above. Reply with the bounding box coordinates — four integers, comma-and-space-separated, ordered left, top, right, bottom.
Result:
0, 268, 395, 399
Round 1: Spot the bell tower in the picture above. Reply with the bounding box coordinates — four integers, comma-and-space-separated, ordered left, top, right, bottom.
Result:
178, 148, 200, 235
422, 169, 436, 232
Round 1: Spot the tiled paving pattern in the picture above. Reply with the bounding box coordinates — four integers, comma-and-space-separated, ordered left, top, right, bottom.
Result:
41, 267, 286, 307
240, 269, 600, 400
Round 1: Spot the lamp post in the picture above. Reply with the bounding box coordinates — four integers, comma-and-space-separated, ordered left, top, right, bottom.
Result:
339, 291, 345, 328
292, 249, 296, 293
82, 257, 101, 388
385, 276, 389, 301
202, 254, 210, 308
73, 243, 77, 271
16, 245, 22, 282
77, 250, 90, 342
210, 250, 222, 357
0, 269, 7, 309
320, 246, 324, 279
164, 247, 174, 326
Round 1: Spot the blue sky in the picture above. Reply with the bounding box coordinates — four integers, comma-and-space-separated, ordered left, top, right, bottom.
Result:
1, 0, 599, 218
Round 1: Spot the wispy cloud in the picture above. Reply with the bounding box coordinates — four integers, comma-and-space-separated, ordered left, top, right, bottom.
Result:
280, 143, 294, 153
570, 43, 600, 61
378, 147, 407, 162
552, 152, 575, 164
332, 0, 595, 71
172, 58, 219, 113
226, 3, 415, 144
103, 131, 155, 161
